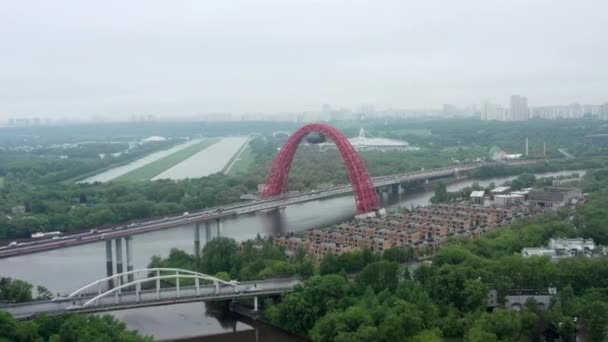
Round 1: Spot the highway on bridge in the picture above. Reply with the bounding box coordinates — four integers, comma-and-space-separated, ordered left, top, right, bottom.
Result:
1, 277, 302, 319
0, 160, 539, 259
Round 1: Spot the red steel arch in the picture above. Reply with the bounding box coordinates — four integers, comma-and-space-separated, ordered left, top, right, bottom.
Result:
261, 123, 381, 214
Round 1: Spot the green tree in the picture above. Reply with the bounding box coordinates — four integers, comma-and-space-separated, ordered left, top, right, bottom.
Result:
581, 301, 608, 342
319, 253, 340, 275
36, 285, 53, 300
355, 261, 399, 293
53, 315, 152, 341
382, 247, 414, 263
310, 306, 372, 342
0, 312, 18, 341
465, 309, 537, 342
214, 272, 230, 281
431, 182, 449, 203
200, 237, 239, 275
412, 329, 442, 342
268, 275, 351, 335
379, 300, 424, 341
0, 277, 33, 303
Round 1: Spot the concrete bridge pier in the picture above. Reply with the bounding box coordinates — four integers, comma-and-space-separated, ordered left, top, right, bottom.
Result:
376, 186, 388, 194
253, 296, 259, 312
105, 240, 114, 289
125, 236, 134, 282
391, 184, 400, 195
205, 221, 212, 243
216, 219, 222, 237
115, 238, 124, 291
194, 223, 201, 257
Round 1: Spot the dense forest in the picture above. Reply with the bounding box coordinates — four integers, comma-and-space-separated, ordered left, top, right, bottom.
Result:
0, 312, 152, 341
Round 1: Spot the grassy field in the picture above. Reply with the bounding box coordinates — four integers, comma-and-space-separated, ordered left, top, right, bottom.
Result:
226, 143, 255, 175
115, 139, 220, 181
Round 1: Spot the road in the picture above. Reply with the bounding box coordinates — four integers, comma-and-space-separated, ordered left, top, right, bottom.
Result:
0, 160, 541, 258
557, 148, 575, 159
1, 278, 302, 319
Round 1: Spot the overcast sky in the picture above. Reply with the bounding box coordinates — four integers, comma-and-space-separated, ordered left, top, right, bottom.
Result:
1, 0, 607, 119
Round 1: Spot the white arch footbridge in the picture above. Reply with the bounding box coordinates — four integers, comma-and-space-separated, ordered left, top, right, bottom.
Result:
1, 268, 302, 319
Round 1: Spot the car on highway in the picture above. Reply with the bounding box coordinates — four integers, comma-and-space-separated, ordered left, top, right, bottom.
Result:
8, 241, 18, 248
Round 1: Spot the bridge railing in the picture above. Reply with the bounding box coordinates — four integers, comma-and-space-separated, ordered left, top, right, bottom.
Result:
64, 268, 236, 302
371, 163, 484, 181
76, 271, 238, 308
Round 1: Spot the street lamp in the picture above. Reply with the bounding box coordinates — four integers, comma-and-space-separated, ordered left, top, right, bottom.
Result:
573, 316, 578, 341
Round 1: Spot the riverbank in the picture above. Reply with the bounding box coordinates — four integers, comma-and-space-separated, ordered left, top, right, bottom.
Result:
103, 301, 306, 342
0, 169, 585, 295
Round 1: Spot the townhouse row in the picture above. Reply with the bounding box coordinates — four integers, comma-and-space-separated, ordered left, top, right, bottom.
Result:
273, 203, 514, 260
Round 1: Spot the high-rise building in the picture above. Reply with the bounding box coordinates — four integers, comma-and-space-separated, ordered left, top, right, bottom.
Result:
480, 100, 505, 121
509, 95, 529, 121
601, 103, 608, 121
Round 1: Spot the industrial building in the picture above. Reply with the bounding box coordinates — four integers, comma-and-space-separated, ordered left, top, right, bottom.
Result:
528, 187, 583, 208
522, 238, 595, 259
473, 185, 581, 209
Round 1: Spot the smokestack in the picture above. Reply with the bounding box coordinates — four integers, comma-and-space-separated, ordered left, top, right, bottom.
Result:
525, 136, 529, 156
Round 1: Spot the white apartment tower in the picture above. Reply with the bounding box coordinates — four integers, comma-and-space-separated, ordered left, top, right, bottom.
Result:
510, 95, 529, 121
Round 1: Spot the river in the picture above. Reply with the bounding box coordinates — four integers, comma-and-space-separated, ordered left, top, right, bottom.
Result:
107, 302, 306, 342
0, 169, 585, 340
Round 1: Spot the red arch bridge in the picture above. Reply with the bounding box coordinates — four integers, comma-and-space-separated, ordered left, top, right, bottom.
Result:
261, 123, 383, 217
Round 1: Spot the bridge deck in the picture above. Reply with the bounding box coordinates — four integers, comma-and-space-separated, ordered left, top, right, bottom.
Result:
2, 278, 301, 319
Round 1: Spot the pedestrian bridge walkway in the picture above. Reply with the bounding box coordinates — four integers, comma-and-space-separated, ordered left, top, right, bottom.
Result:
1, 268, 301, 319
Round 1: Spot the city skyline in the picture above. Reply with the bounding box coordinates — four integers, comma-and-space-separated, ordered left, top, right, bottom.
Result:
5, 95, 608, 126
2, 0, 608, 121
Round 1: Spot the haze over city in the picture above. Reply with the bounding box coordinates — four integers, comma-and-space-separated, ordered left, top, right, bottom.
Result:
2, 0, 608, 121
2, 2, 608, 341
